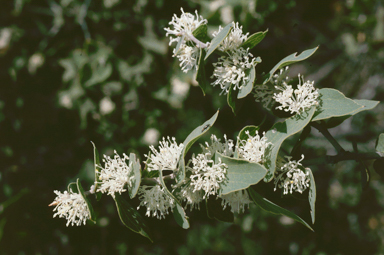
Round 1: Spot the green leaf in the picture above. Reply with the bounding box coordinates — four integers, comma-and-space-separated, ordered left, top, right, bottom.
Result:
196, 48, 209, 95
376, 133, 384, 154
113, 193, 153, 242
248, 188, 313, 231
192, 24, 209, 42
308, 169, 316, 224
325, 98, 380, 128
128, 153, 141, 199
174, 35, 186, 56
176, 111, 220, 184
215, 153, 267, 195
76, 179, 96, 224
90, 141, 102, 201
312, 88, 363, 122
158, 170, 189, 229
205, 23, 233, 60
227, 83, 238, 114
264, 107, 316, 182
238, 65, 256, 99
206, 197, 234, 222
262, 46, 319, 84
241, 29, 268, 49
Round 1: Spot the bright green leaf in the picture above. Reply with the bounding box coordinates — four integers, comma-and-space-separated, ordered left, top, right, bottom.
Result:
264, 106, 316, 182
308, 169, 316, 224
215, 153, 267, 195
248, 188, 313, 231
76, 179, 96, 224
241, 29, 268, 49
205, 23, 233, 60
128, 153, 141, 199
113, 193, 153, 242
312, 88, 362, 122
238, 65, 256, 99
262, 46, 319, 84
176, 111, 219, 184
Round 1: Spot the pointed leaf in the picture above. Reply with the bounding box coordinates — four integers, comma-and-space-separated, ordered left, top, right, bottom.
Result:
176, 111, 219, 184
158, 170, 189, 229
196, 48, 209, 95
308, 169, 316, 224
264, 107, 316, 182
128, 153, 141, 199
238, 65, 256, 99
227, 83, 238, 114
248, 188, 313, 231
215, 153, 267, 195
91, 141, 102, 201
263, 46, 319, 84
113, 193, 153, 242
205, 23, 233, 60
76, 179, 96, 224
312, 88, 363, 122
241, 29, 268, 50
206, 197, 234, 222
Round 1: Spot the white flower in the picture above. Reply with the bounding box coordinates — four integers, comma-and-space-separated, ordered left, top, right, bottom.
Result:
237, 130, 272, 164
190, 153, 228, 199
211, 47, 257, 95
200, 134, 234, 159
145, 136, 184, 171
220, 189, 252, 214
274, 155, 311, 195
273, 74, 319, 114
51, 189, 90, 227
164, 8, 208, 46
137, 185, 175, 219
178, 183, 204, 211
212, 22, 249, 52
174, 43, 199, 73
97, 151, 133, 197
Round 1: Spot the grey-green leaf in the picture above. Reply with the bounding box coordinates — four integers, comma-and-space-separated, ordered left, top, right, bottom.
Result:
263, 46, 319, 84
128, 153, 141, 199
308, 169, 316, 224
376, 133, 384, 154
312, 88, 363, 122
215, 153, 267, 195
113, 193, 153, 242
238, 65, 256, 99
248, 188, 313, 231
174, 35, 186, 56
241, 29, 268, 50
264, 106, 316, 182
76, 179, 96, 224
176, 111, 219, 184
205, 23, 233, 60
90, 141, 102, 201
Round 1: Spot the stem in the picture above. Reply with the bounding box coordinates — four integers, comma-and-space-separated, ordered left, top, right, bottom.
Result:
303, 152, 381, 166
311, 121, 344, 153
186, 33, 208, 48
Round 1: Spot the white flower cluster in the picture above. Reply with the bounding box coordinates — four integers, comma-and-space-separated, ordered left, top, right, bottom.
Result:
190, 153, 228, 199
274, 155, 311, 195
51, 190, 90, 227
178, 183, 204, 211
97, 151, 133, 197
212, 22, 249, 52
145, 136, 184, 171
220, 190, 252, 214
137, 185, 175, 219
200, 134, 234, 158
237, 130, 272, 164
164, 8, 207, 73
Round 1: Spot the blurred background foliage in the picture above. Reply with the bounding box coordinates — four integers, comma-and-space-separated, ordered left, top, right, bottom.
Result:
1, 0, 384, 254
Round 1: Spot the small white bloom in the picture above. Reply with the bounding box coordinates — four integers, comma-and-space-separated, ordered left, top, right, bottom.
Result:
273, 74, 319, 114
164, 8, 208, 46
211, 47, 257, 95
174, 43, 199, 73
237, 130, 272, 164
190, 153, 228, 199
220, 189, 252, 214
200, 134, 234, 159
274, 155, 311, 195
51, 189, 90, 227
145, 136, 184, 171
212, 22, 249, 52
137, 185, 175, 219
178, 183, 204, 211
97, 151, 133, 197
